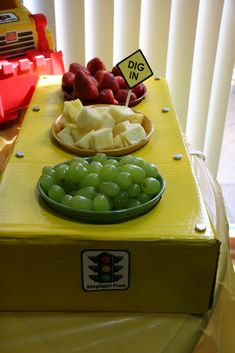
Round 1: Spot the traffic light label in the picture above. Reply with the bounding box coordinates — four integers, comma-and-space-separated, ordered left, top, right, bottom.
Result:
81, 250, 130, 291
117, 49, 153, 89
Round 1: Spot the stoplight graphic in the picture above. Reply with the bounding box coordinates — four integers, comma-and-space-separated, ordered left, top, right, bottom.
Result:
88, 252, 123, 283
82, 249, 130, 291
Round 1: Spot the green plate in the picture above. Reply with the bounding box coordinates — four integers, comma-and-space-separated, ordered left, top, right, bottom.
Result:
37, 158, 166, 224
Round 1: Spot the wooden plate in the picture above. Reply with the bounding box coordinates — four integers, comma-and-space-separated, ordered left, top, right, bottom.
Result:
51, 108, 154, 157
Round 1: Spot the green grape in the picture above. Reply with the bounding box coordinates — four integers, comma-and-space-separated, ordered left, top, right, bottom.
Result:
93, 194, 111, 211
113, 191, 129, 210
89, 161, 103, 174
66, 163, 89, 184
123, 164, 146, 183
61, 194, 73, 207
116, 166, 123, 173
127, 198, 141, 208
79, 173, 101, 188
106, 195, 114, 210
54, 164, 69, 185
129, 156, 146, 169
69, 189, 78, 196
126, 182, 141, 197
144, 162, 158, 178
71, 195, 93, 210
42, 166, 56, 177
100, 164, 118, 181
104, 159, 119, 167
41, 154, 163, 214
114, 171, 132, 189
70, 157, 84, 165
69, 158, 89, 171
92, 153, 107, 164
48, 184, 65, 202
118, 155, 134, 167
76, 186, 97, 200
99, 181, 120, 197
141, 177, 161, 195
137, 191, 152, 203
40, 174, 55, 192
81, 159, 90, 168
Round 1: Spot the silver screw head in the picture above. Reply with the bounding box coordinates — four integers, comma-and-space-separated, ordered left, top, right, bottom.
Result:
195, 223, 207, 233
173, 153, 182, 160
162, 107, 170, 113
15, 151, 24, 158
33, 106, 40, 112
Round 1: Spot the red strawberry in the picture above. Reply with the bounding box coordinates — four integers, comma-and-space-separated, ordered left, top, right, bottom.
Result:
72, 70, 99, 101
132, 83, 146, 97
94, 69, 106, 84
116, 75, 126, 89
62, 72, 75, 94
115, 89, 137, 104
99, 72, 119, 95
89, 75, 99, 87
69, 62, 90, 75
86, 57, 106, 76
112, 65, 122, 76
96, 89, 118, 105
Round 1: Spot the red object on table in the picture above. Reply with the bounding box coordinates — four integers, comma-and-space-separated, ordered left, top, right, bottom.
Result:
0, 13, 65, 124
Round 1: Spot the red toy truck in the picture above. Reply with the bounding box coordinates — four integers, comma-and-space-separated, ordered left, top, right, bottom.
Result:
0, 0, 65, 123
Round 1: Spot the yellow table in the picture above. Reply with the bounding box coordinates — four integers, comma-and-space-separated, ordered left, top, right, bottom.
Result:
0, 76, 220, 314
1, 76, 234, 352
0, 157, 234, 353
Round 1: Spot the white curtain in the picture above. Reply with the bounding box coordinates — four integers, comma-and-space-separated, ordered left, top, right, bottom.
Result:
23, 0, 235, 177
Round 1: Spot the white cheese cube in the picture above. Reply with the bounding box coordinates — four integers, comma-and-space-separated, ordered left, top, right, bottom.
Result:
99, 111, 115, 129
75, 130, 95, 149
76, 107, 102, 131
70, 127, 86, 142
57, 127, 74, 145
109, 105, 134, 123
91, 128, 114, 150
63, 99, 83, 122
120, 123, 146, 145
112, 120, 133, 137
129, 112, 144, 124
113, 134, 125, 149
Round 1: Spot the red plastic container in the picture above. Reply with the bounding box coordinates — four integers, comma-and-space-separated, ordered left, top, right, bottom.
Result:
0, 50, 64, 123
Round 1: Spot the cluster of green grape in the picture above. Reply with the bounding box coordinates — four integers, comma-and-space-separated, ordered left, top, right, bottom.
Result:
39, 153, 161, 212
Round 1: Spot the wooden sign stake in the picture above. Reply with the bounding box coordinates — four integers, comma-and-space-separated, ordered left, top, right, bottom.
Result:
125, 89, 132, 106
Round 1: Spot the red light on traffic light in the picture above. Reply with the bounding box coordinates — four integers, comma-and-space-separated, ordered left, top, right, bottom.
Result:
100, 255, 111, 264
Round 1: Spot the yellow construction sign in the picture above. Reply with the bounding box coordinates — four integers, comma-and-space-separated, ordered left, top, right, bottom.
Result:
117, 49, 153, 89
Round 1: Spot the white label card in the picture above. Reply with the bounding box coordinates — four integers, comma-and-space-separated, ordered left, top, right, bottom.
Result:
81, 250, 130, 291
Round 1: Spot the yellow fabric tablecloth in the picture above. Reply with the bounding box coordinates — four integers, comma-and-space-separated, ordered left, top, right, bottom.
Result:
0, 76, 235, 352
